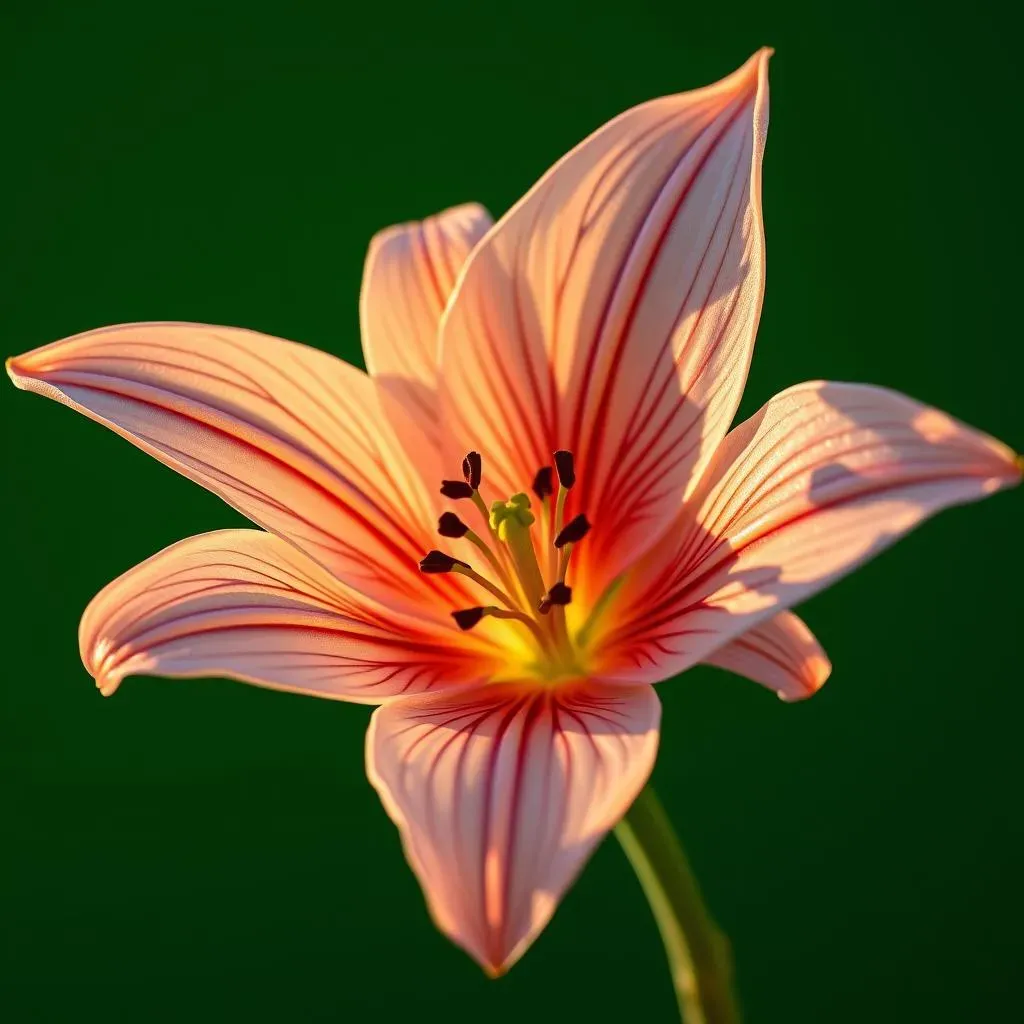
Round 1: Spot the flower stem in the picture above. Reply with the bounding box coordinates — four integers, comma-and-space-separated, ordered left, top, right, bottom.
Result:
614, 786, 741, 1024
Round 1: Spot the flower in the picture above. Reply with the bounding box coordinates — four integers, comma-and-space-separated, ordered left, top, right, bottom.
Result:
7, 49, 1020, 976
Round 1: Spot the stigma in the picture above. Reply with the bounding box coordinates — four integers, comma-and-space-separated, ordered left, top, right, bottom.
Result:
419, 449, 590, 679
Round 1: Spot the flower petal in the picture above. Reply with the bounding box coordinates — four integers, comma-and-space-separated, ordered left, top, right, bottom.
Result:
702, 612, 831, 701
439, 50, 770, 595
7, 322, 459, 613
361, 203, 493, 451
366, 680, 660, 974
604, 381, 1020, 681
82, 530, 496, 700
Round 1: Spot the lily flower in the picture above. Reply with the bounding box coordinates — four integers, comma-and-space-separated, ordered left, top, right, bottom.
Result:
7, 49, 1020, 978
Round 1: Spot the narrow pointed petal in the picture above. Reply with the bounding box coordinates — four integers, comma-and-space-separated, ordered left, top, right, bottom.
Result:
702, 612, 831, 701
82, 530, 496, 700
361, 203, 493, 451
367, 681, 660, 974
7, 323, 459, 612
604, 382, 1020, 681
440, 51, 770, 595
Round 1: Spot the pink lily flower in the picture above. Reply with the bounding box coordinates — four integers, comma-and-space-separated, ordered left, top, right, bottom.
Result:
8, 49, 1020, 977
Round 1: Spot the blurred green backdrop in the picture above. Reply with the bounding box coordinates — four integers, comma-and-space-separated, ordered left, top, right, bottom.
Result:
2, 1, 1021, 1021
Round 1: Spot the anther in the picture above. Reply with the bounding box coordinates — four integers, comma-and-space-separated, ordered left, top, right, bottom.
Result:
538, 582, 572, 614
462, 451, 482, 490
440, 480, 474, 500
452, 606, 488, 631
553, 450, 576, 489
457, 604, 555, 650
532, 466, 554, 500
419, 550, 470, 574
438, 512, 469, 538
554, 513, 590, 548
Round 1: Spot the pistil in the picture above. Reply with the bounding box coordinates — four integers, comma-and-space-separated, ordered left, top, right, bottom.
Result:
489, 494, 547, 611
553, 513, 591, 582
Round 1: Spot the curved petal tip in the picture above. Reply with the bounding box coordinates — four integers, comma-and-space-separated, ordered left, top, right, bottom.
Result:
735, 46, 773, 83
85, 636, 133, 697
97, 675, 123, 698
707, 48, 771, 107
7, 347, 58, 387
778, 649, 832, 703
7, 355, 26, 388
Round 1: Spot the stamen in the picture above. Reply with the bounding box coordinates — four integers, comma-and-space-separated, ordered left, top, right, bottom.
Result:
452, 606, 488, 630
554, 513, 590, 548
533, 466, 555, 573
488, 607, 554, 649
419, 550, 470, 574
462, 450, 482, 490
453, 562, 520, 612
553, 450, 576, 489
456, 518, 518, 596
442, 454, 512, 578
431, 447, 599, 672
550, 450, 575, 578
538, 582, 572, 615
437, 512, 469, 538
440, 480, 474, 499
470, 489, 498, 536
451, 604, 549, 646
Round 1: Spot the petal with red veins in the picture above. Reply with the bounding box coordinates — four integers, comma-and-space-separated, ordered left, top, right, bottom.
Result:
366, 681, 660, 974
702, 612, 831, 701
82, 530, 496, 701
604, 381, 1020, 681
7, 322, 465, 613
440, 50, 770, 597
361, 203, 493, 452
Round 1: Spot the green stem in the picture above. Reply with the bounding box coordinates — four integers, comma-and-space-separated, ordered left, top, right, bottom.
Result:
614, 786, 741, 1024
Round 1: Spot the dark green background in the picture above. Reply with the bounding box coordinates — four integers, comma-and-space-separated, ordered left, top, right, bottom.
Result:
2, 1, 1021, 1020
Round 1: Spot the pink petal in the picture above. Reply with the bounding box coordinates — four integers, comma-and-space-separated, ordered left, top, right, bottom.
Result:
82, 530, 497, 700
702, 612, 831, 701
603, 381, 1020, 681
366, 681, 660, 974
439, 50, 770, 597
7, 323, 463, 613
361, 203, 493, 451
